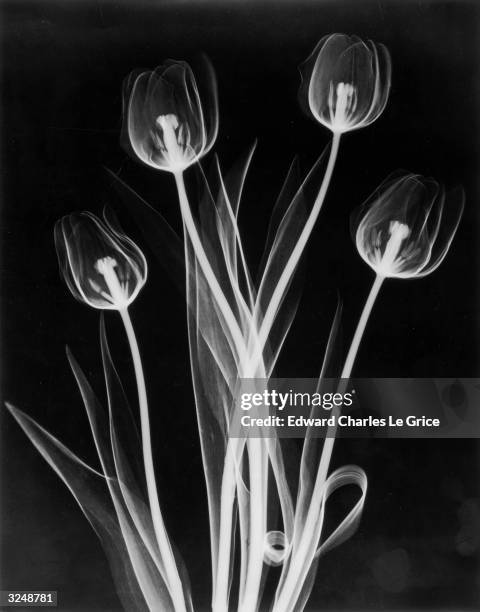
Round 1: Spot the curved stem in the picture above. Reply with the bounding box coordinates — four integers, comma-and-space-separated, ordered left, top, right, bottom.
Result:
341, 274, 384, 379
213, 135, 342, 611
175, 172, 245, 612
239, 135, 342, 611
174, 171, 248, 365
247, 132, 341, 377
177, 134, 340, 611
274, 273, 384, 612
309, 274, 385, 501
119, 308, 187, 612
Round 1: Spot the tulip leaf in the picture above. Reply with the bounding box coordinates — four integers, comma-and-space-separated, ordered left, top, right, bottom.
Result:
105, 168, 185, 296
275, 464, 367, 612
5, 402, 174, 612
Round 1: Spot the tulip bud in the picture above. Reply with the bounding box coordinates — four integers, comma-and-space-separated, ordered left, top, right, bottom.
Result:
300, 33, 391, 134
54, 212, 148, 310
122, 59, 218, 173
352, 172, 464, 279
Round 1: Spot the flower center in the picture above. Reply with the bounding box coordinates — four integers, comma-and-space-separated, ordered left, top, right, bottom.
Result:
154, 113, 190, 170
377, 221, 410, 276
94, 256, 129, 308
329, 82, 357, 132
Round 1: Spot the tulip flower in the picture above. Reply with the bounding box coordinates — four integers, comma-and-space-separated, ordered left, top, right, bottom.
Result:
300, 33, 391, 135
54, 212, 147, 311
311, 172, 464, 500
260, 35, 392, 383
122, 59, 218, 174
337, 172, 463, 481
9, 30, 470, 612
55, 210, 188, 612
352, 172, 464, 279
121, 58, 241, 363
273, 172, 463, 612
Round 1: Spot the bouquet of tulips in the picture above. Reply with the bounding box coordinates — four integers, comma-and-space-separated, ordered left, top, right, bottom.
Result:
6, 34, 463, 612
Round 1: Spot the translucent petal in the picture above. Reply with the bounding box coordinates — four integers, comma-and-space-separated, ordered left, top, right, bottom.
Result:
121, 59, 218, 173
54, 212, 147, 310
299, 33, 391, 134
352, 171, 463, 279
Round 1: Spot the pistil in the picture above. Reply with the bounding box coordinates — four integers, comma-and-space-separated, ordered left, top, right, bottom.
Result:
156, 113, 185, 169
329, 81, 357, 131
378, 221, 410, 275
95, 256, 127, 308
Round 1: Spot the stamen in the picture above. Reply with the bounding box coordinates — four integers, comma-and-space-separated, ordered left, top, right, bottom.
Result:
155, 114, 185, 169
156, 113, 179, 131
328, 82, 335, 125
378, 221, 410, 275
330, 82, 357, 131
95, 255, 118, 275
95, 256, 128, 308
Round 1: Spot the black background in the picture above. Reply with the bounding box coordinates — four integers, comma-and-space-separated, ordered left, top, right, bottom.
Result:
1, 1, 479, 610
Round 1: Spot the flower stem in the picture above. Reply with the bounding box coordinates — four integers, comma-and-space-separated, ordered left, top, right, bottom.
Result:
274, 273, 384, 612
212, 444, 238, 612
238, 133, 341, 611
173, 171, 246, 612
174, 171, 248, 365
341, 273, 384, 379
248, 132, 341, 377
207, 135, 341, 611
310, 273, 385, 497
119, 308, 187, 612
238, 436, 268, 612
